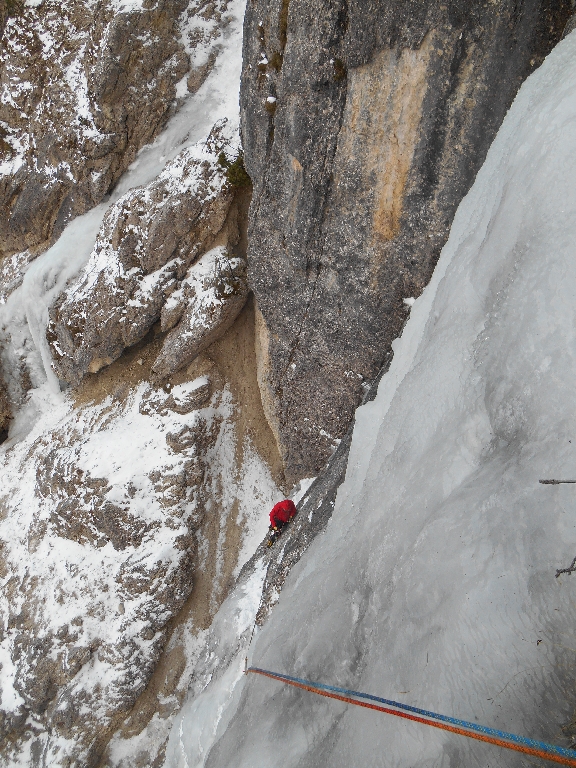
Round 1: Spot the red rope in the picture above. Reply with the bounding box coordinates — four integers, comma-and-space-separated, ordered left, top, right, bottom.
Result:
248, 668, 576, 766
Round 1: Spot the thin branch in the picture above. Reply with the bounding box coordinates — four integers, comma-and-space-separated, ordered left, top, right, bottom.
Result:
556, 556, 576, 579
539, 479, 576, 484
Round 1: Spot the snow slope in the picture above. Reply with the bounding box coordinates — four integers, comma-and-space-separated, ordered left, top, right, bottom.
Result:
165, 29, 576, 768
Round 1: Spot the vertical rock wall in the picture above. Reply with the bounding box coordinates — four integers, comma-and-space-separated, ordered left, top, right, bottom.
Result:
241, 0, 572, 483
0, 0, 189, 259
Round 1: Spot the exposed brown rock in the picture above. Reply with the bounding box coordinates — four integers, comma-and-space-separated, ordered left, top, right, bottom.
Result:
47, 134, 234, 386
0, 0, 189, 260
152, 246, 249, 381
166, 377, 212, 413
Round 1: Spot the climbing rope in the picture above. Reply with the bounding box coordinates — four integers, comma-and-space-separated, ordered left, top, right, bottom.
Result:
246, 667, 576, 766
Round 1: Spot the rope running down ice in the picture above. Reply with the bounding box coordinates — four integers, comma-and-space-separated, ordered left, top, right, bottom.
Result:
246, 667, 576, 766
243, 556, 274, 673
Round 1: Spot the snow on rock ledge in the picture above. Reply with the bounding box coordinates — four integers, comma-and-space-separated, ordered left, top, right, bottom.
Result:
0, 363, 277, 766
152, 245, 248, 381
46, 131, 235, 386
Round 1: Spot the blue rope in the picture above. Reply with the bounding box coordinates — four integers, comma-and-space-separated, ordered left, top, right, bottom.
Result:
249, 667, 576, 761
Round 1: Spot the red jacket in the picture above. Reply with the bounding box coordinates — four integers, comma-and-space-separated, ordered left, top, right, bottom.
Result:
269, 499, 297, 527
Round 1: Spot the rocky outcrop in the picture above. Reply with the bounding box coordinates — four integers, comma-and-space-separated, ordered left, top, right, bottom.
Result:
241, 0, 572, 483
0, 336, 280, 767
0, 0, 190, 259
0, 379, 213, 765
47, 131, 237, 386
0, 367, 10, 440
152, 246, 248, 381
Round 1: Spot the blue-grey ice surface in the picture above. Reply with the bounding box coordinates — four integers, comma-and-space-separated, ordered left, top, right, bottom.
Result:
164, 29, 576, 768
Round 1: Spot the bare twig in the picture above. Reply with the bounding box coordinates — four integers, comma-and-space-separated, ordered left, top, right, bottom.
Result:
556, 556, 576, 579
487, 665, 545, 702
539, 479, 576, 484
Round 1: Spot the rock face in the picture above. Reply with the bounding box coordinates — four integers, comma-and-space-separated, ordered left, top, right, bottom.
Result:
152, 245, 248, 381
0, 339, 279, 767
0, 0, 190, 259
0, 2, 279, 766
0, 379, 214, 765
241, 0, 572, 483
47, 131, 240, 386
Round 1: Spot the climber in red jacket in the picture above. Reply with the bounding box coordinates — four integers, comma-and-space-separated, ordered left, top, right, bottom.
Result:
267, 499, 297, 546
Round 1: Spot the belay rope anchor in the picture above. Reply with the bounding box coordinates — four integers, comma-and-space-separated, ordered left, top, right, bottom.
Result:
245, 667, 576, 766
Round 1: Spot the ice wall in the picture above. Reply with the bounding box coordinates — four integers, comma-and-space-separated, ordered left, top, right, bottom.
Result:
165, 29, 576, 768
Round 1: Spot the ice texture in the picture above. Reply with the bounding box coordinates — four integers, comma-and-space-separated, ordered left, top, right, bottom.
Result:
164, 30, 576, 768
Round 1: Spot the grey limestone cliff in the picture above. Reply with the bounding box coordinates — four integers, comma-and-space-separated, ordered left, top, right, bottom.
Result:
241, 0, 572, 484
